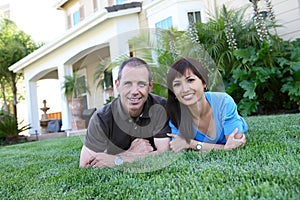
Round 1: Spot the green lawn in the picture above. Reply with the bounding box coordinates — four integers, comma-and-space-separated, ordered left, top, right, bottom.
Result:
0, 114, 299, 199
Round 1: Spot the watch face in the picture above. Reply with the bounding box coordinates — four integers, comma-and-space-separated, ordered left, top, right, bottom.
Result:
196, 142, 202, 151
115, 156, 123, 166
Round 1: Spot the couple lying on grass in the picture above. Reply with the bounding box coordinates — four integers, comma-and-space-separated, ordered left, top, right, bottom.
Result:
80, 57, 247, 168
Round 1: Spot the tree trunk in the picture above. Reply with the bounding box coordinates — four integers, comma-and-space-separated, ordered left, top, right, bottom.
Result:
0, 81, 9, 112
11, 73, 17, 121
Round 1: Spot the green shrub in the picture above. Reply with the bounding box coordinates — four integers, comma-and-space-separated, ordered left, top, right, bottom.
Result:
230, 38, 300, 115
192, 4, 300, 115
0, 111, 31, 144
280, 38, 300, 110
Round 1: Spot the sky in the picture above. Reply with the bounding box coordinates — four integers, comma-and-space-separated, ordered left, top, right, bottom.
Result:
1, 0, 65, 43
0, 0, 65, 124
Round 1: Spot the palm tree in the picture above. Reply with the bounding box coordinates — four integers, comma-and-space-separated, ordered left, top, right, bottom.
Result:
94, 27, 225, 97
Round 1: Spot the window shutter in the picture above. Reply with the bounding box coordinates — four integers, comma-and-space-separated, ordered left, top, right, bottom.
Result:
108, 0, 114, 6
93, 0, 98, 11
80, 5, 85, 21
67, 14, 71, 29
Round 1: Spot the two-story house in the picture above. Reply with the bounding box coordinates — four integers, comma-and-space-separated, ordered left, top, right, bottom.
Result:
7, 0, 300, 135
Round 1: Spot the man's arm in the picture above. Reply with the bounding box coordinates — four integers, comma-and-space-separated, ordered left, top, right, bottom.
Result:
80, 138, 156, 168
80, 145, 115, 168
167, 128, 246, 152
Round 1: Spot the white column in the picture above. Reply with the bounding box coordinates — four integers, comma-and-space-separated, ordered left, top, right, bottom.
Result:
58, 64, 73, 131
24, 78, 40, 135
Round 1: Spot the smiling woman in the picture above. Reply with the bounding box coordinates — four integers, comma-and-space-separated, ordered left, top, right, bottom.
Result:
166, 57, 248, 152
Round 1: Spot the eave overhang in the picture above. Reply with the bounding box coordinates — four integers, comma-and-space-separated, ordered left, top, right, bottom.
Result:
9, 6, 141, 73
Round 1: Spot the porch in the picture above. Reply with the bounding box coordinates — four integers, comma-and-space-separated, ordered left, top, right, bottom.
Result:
27, 129, 87, 141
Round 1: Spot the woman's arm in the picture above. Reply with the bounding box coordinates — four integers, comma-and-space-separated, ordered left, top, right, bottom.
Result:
167, 128, 246, 152
224, 128, 246, 150
167, 133, 223, 152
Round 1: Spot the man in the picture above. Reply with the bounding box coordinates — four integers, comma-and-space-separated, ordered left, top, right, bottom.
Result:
80, 57, 170, 168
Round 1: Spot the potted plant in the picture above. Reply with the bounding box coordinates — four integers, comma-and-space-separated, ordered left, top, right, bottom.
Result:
62, 72, 90, 130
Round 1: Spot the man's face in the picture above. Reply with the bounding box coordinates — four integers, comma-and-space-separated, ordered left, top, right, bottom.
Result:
116, 65, 153, 117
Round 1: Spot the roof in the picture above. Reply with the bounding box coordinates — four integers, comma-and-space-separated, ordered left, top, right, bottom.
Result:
105, 2, 142, 12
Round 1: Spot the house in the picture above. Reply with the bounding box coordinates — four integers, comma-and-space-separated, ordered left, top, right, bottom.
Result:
6, 0, 300, 135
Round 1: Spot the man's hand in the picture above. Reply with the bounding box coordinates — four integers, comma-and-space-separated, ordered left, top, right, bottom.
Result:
80, 145, 116, 168
126, 138, 154, 154
224, 128, 246, 150
167, 133, 190, 152
87, 154, 115, 168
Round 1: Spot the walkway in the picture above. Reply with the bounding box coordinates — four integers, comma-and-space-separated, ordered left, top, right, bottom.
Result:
27, 129, 87, 141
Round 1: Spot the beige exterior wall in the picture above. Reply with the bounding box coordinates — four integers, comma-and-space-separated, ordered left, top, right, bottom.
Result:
138, 6, 149, 29
216, 0, 300, 40
274, 0, 300, 40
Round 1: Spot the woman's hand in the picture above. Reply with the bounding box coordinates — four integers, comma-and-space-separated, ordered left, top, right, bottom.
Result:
224, 128, 246, 150
167, 133, 190, 152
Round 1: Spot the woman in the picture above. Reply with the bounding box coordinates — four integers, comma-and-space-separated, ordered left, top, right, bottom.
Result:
166, 57, 247, 152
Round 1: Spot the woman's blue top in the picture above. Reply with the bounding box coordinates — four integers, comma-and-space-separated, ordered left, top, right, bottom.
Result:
169, 92, 248, 144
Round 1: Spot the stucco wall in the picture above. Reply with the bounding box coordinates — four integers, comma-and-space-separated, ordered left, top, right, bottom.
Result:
145, 0, 206, 30
216, 0, 300, 40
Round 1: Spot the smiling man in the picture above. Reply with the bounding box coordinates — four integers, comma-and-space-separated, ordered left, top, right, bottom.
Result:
80, 57, 170, 168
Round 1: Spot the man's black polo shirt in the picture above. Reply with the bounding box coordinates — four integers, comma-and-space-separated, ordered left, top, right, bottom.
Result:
84, 93, 170, 155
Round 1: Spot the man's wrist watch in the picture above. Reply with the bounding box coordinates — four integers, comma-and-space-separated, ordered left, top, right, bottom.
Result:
114, 155, 123, 166
195, 142, 203, 151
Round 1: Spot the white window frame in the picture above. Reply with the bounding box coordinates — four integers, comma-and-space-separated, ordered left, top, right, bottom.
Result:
70, 3, 81, 26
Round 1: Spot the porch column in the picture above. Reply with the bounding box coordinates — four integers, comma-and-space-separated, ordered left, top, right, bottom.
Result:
58, 64, 73, 131
24, 78, 40, 135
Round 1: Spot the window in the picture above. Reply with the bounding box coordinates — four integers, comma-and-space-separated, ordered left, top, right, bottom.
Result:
188, 11, 201, 24
72, 10, 80, 26
116, 0, 127, 5
153, 17, 173, 67
67, 3, 84, 28
155, 16, 173, 29
104, 71, 113, 89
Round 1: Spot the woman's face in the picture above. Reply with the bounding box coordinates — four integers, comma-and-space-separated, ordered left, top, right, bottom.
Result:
172, 69, 206, 107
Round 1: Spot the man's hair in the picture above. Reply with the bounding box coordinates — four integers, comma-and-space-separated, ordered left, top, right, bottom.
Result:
117, 57, 152, 82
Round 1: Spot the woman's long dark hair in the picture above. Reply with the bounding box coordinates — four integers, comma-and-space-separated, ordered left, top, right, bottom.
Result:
166, 58, 208, 141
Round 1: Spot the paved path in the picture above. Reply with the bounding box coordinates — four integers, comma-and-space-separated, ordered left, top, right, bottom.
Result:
27, 129, 86, 141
